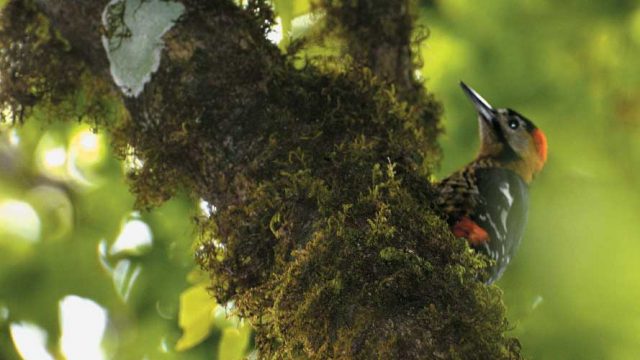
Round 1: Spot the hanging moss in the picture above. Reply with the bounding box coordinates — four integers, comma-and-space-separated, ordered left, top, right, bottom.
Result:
0, 0, 521, 358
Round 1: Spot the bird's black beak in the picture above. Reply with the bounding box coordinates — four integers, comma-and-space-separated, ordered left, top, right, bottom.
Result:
460, 81, 495, 124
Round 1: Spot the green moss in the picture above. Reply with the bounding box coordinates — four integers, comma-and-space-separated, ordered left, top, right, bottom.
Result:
190, 62, 518, 357
0, 1, 76, 121
0, 1, 124, 130
0, 0, 521, 358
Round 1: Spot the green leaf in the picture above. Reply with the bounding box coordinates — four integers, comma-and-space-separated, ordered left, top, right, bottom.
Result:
218, 322, 252, 360
175, 284, 217, 351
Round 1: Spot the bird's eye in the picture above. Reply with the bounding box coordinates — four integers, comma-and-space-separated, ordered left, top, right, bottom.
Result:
508, 119, 519, 130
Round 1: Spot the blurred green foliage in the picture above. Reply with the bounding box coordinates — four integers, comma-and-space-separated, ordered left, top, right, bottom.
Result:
0, 119, 250, 359
1, 0, 639, 359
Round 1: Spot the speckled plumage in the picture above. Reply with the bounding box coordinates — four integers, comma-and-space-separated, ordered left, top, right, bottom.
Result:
436, 159, 529, 283
436, 82, 546, 283
435, 158, 496, 221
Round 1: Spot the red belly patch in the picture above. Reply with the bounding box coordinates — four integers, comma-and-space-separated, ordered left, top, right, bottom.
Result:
452, 217, 490, 246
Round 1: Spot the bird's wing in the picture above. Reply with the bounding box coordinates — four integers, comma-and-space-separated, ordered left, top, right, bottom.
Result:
473, 168, 529, 283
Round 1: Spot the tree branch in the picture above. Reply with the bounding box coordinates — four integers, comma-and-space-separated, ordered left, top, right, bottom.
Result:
318, 0, 419, 97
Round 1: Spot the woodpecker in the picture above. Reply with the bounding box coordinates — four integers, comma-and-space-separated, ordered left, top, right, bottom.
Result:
435, 82, 548, 283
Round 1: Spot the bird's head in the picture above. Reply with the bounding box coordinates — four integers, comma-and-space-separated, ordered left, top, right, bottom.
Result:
460, 81, 547, 182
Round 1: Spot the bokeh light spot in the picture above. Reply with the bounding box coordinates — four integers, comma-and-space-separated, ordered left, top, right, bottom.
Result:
0, 200, 41, 243
69, 127, 106, 167
10, 322, 54, 360
35, 134, 69, 179
199, 199, 217, 217
110, 219, 153, 256
267, 16, 283, 44
59, 295, 108, 360
43, 147, 66, 168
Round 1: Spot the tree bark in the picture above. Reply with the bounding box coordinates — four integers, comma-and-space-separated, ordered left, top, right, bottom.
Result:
0, 0, 521, 358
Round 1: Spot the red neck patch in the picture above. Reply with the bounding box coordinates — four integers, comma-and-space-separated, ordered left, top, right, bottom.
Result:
533, 129, 548, 164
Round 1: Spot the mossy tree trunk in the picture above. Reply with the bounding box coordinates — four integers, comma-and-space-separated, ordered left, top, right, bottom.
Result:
0, 0, 521, 358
